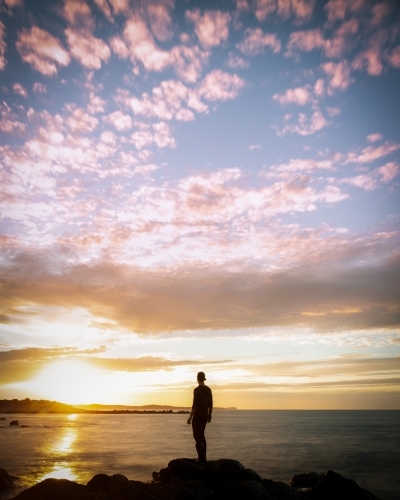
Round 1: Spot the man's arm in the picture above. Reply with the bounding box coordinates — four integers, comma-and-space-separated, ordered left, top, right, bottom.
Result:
207, 389, 213, 423
187, 408, 196, 425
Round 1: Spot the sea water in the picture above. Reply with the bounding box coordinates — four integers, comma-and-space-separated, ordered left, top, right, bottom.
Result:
0, 411, 399, 500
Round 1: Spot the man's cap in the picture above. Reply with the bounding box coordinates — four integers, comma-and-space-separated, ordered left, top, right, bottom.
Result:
197, 371, 206, 381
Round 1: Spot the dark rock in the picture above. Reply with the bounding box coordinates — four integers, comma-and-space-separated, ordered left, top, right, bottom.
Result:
0, 417, 6, 420
224, 480, 269, 500
108, 477, 159, 500
206, 459, 245, 490
262, 479, 306, 500
0, 468, 14, 492
242, 468, 262, 482
159, 479, 217, 500
290, 473, 325, 489
20, 425, 30, 428
307, 470, 379, 500
10, 420, 19, 426
12, 478, 102, 500
157, 459, 207, 483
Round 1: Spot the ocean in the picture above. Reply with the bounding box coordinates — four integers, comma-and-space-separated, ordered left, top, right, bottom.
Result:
0, 410, 399, 500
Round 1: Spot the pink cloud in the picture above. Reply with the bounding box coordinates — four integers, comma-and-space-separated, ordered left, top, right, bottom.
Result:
324, 0, 365, 23
199, 70, 245, 101
32, 82, 47, 94
0, 102, 26, 134
147, 1, 174, 42
63, 0, 94, 29
273, 86, 312, 106
110, 36, 129, 59
322, 61, 352, 94
16, 26, 70, 75
103, 110, 133, 131
237, 28, 281, 55
326, 18, 359, 58
123, 15, 208, 83
226, 52, 250, 69
276, 110, 328, 136
185, 9, 231, 48
286, 29, 327, 56
108, 0, 130, 15
367, 133, 382, 143
388, 46, 400, 68
65, 29, 111, 69
93, 0, 113, 22
130, 122, 176, 150
12, 83, 28, 98
314, 78, 325, 97
345, 142, 400, 164
254, 0, 315, 21
371, 2, 392, 26
377, 162, 399, 183
267, 158, 335, 176
341, 162, 399, 191
87, 92, 106, 114
66, 106, 99, 133
0, 22, 6, 71
352, 37, 384, 76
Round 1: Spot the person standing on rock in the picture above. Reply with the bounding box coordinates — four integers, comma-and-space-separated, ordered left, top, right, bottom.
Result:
187, 371, 213, 465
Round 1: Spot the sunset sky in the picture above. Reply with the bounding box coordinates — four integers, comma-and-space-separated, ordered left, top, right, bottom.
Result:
0, 0, 399, 409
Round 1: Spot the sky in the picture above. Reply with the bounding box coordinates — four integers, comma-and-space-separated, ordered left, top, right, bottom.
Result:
0, 0, 399, 409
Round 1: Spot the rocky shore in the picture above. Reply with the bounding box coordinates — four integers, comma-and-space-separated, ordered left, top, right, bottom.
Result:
0, 458, 380, 500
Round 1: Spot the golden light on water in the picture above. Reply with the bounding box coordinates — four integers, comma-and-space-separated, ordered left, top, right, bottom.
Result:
38, 464, 77, 482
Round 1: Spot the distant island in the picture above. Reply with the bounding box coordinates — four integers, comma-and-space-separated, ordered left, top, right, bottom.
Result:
0, 399, 237, 414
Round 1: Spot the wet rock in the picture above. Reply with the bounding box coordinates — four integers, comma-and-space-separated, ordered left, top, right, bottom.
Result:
12, 478, 101, 500
10, 420, 19, 426
306, 470, 379, 500
290, 473, 325, 489
262, 479, 306, 500
0, 468, 14, 492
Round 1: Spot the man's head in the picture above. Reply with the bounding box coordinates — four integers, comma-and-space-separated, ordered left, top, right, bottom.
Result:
197, 371, 206, 383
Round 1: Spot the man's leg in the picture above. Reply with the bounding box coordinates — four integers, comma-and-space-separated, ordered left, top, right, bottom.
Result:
192, 417, 207, 464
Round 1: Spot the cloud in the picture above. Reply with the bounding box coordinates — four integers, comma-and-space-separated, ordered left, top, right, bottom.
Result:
0, 102, 26, 134
1, 247, 399, 334
352, 34, 385, 76
66, 105, 99, 133
130, 122, 176, 150
340, 162, 399, 191
276, 110, 329, 136
93, 0, 113, 22
122, 15, 208, 83
286, 29, 327, 56
273, 86, 312, 106
103, 110, 133, 131
367, 133, 382, 143
237, 28, 281, 55
253, 0, 315, 21
345, 142, 400, 164
199, 70, 245, 101
65, 29, 111, 69
63, 0, 94, 30
226, 52, 250, 69
147, 1, 174, 42
185, 9, 231, 48
322, 61, 352, 94
12, 83, 28, 98
109, 36, 129, 58
0, 22, 6, 71
324, 0, 365, 23
388, 46, 400, 68
16, 26, 71, 75
32, 82, 47, 94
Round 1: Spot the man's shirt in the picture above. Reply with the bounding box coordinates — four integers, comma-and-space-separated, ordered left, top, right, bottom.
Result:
192, 385, 213, 417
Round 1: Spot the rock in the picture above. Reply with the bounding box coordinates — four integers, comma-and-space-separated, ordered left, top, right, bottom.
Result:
207, 459, 245, 490
157, 459, 207, 483
224, 480, 270, 500
262, 479, 306, 500
12, 478, 102, 500
306, 470, 379, 500
10, 420, 19, 426
159, 479, 217, 500
290, 473, 325, 489
20, 425, 30, 428
0, 468, 14, 492
0, 417, 6, 420
242, 468, 262, 482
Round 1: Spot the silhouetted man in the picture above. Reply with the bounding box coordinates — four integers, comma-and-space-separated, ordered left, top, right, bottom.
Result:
187, 371, 213, 465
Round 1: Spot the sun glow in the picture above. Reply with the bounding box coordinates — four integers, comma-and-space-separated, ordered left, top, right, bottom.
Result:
20, 358, 111, 404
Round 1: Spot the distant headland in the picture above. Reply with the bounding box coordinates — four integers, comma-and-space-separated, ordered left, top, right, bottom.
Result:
0, 399, 237, 414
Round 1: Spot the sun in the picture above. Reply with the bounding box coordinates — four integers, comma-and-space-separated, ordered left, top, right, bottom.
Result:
24, 358, 110, 404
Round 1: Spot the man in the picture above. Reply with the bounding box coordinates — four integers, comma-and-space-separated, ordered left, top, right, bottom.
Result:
187, 371, 213, 465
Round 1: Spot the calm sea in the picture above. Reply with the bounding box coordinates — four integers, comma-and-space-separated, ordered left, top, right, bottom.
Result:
0, 411, 399, 500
